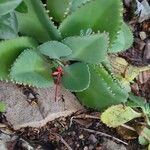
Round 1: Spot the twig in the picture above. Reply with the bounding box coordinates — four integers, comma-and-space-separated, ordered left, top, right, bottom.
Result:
55, 134, 73, 150
121, 124, 136, 132
0, 123, 7, 128
70, 114, 100, 127
81, 128, 128, 146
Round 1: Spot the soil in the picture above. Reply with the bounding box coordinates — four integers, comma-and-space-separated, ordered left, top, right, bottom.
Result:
0, 1, 150, 150
14, 114, 145, 150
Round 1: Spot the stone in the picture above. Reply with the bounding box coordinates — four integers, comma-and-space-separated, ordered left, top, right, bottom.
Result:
89, 144, 94, 150
0, 82, 83, 130
16, 138, 34, 150
135, 0, 150, 22
102, 139, 127, 150
79, 134, 84, 139
27, 93, 35, 100
83, 146, 88, 150
139, 31, 147, 40
89, 134, 97, 144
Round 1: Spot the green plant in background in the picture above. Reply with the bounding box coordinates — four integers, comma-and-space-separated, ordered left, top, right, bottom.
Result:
0, 0, 135, 109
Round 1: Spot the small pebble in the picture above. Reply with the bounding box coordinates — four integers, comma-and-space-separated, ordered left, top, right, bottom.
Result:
89, 134, 97, 144
103, 139, 127, 150
72, 131, 76, 136
54, 123, 59, 127
83, 146, 88, 150
89, 144, 94, 150
79, 134, 84, 139
60, 117, 66, 122
28, 93, 35, 99
96, 146, 102, 150
139, 31, 147, 40
14, 139, 34, 150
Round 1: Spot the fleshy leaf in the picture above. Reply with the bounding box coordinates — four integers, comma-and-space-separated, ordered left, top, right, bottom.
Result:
69, 0, 90, 12
46, 0, 90, 22
0, 0, 22, 16
16, 1, 28, 13
0, 37, 38, 80
0, 12, 18, 40
77, 65, 129, 110
110, 22, 133, 53
61, 62, 90, 91
16, 0, 61, 42
62, 33, 109, 64
0, 102, 6, 113
10, 50, 53, 88
101, 104, 142, 128
38, 41, 72, 59
46, 0, 70, 22
59, 0, 122, 45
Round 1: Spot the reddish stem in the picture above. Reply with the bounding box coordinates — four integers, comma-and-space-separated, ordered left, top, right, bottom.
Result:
54, 74, 61, 101
52, 67, 63, 101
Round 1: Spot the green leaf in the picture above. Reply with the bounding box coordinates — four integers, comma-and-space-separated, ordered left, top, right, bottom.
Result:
127, 93, 147, 108
62, 63, 90, 92
62, 33, 109, 64
138, 127, 150, 145
46, 0, 90, 22
101, 104, 142, 128
16, 1, 28, 13
59, 0, 122, 45
127, 93, 150, 117
10, 49, 54, 88
0, 102, 6, 113
69, 0, 90, 12
139, 136, 149, 145
110, 22, 133, 53
0, 12, 18, 40
0, 37, 38, 80
77, 65, 129, 110
16, 0, 61, 42
0, 0, 22, 16
38, 41, 72, 59
46, 0, 70, 22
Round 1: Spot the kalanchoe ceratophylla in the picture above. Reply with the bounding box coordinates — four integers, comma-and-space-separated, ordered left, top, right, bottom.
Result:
0, 0, 134, 110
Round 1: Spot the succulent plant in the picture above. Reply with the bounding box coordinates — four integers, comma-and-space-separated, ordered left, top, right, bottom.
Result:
0, 0, 134, 110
